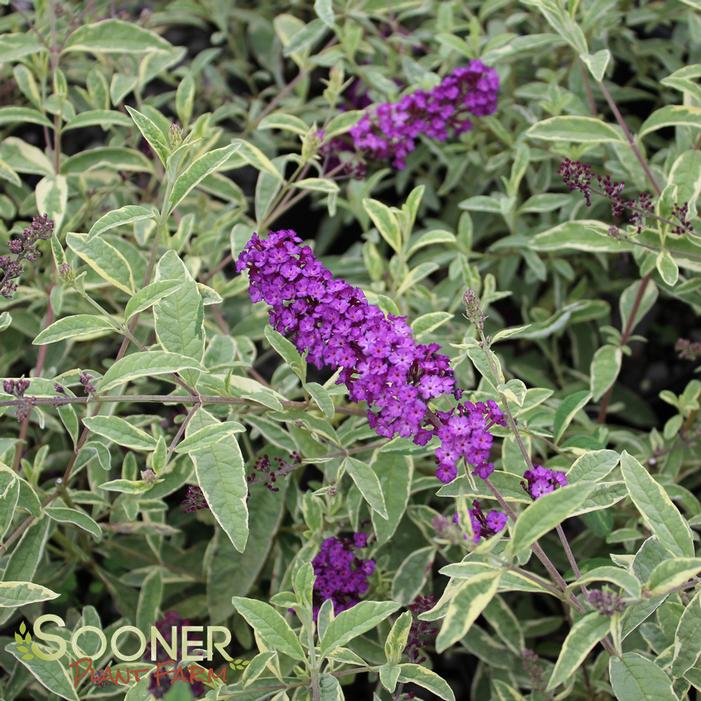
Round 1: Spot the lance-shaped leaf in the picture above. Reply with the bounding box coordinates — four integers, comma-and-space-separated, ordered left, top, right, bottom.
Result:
0, 581, 60, 607
546, 612, 611, 690
32, 315, 117, 345
620, 451, 694, 558
82, 415, 157, 452
231, 596, 305, 660
96, 351, 201, 391
511, 484, 595, 555
167, 143, 240, 214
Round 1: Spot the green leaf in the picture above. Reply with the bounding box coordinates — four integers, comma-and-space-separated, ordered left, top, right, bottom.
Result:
0, 106, 51, 128
640, 105, 701, 137
324, 110, 364, 138
511, 484, 595, 555
609, 652, 677, 701
167, 143, 240, 213
230, 139, 281, 179
370, 452, 413, 545
63, 19, 173, 54
0, 158, 21, 186
320, 601, 400, 658
46, 505, 102, 541
175, 420, 245, 454
0, 518, 51, 626
64, 109, 132, 131
492, 681, 529, 701
7, 642, 79, 701
656, 250, 679, 286
435, 572, 501, 652
153, 251, 204, 375
553, 390, 591, 443
257, 112, 308, 135
566, 449, 620, 483
66, 233, 135, 294
0, 136, 53, 176
0, 34, 44, 62
343, 457, 387, 518
231, 597, 305, 660
391, 546, 435, 605
579, 49, 611, 81
570, 566, 641, 598
590, 345, 622, 402
619, 280, 658, 335
88, 205, 156, 240
82, 415, 157, 452
136, 569, 163, 633
32, 314, 116, 345
188, 411, 248, 552
398, 664, 455, 701
304, 382, 334, 418
176, 73, 195, 126
124, 279, 183, 321
0, 581, 60, 607
527, 116, 624, 143
363, 198, 402, 253
265, 325, 305, 381
620, 451, 694, 558
314, 0, 336, 27
283, 18, 327, 56
546, 612, 611, 690
407, 229, 456, 257
207, 481, 288, 624
531, 220, 630, 253
646, 558, 701, 595
672, 590, 701, 678
62, 147, 153, 174
384, 611, 413, 664
97, 351, 201, 391
35, 175, 68, 232
98, 479, 154, 494
292, 177, 339, 194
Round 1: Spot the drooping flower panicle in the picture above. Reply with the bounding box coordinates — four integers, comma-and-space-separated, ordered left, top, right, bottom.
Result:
559, 159, 693, 235
236, 229, 504, 483
521, 465, 568, 500
312, 534, 375, 617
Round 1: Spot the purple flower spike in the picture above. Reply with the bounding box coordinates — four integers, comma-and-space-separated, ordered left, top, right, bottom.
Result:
237, 230, 504, 483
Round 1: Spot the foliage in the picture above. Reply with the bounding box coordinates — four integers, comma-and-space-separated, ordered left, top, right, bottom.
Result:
0, 1, 700, 700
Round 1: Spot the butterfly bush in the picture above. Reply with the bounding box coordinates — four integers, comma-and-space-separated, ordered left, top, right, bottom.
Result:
236, 229, 506, 486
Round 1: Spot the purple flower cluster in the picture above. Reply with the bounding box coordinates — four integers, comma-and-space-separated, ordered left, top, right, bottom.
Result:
468, 500, 508, 542
521, 465, 568, 499
236, 230, 504, 483
452, 500, 507, 543
182, 485, 209, 512
3, 378, 32, 422
347, 61, 499, 169
405, 595, 438, 663
587, 588, 625, 616
148, 612, 205, 698
0, 214, 54, 298
312, 534, 375, 617
676, 338, 701, 361
247, 452, 301, 492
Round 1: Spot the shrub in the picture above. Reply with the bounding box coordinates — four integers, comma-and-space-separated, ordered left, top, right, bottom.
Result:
0, 2, 700, 700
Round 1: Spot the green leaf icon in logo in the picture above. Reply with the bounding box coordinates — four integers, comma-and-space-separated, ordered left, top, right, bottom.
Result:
14, 621, 34, 660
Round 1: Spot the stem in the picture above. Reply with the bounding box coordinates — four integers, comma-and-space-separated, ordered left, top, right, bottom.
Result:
598, 81, 661, 196
0, 393, 364, 414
